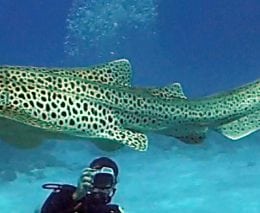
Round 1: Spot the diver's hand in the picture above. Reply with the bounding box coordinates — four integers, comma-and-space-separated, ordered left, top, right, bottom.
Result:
80, 167, 96, 189
73, 167, 97, 200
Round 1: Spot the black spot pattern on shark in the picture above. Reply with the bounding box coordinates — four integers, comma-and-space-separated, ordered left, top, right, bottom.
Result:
0, 59, 259, 151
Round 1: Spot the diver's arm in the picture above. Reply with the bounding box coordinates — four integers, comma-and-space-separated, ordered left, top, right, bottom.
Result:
41, 191, 64, 212
107, 204, 125, 213
41, 184, 76, 213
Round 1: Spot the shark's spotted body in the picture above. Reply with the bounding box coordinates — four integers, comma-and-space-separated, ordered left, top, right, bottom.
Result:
0, 59, 259, 151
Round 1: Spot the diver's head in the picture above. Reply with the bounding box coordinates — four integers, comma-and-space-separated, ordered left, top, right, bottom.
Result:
74, 157, 119, 201
89, 157, 119, 202
89, 157, 119, 177
89, 157, 119, 184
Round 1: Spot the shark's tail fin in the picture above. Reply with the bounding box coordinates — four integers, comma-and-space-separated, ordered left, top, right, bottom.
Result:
215, 110, 260, 140
159, 110, 259, 144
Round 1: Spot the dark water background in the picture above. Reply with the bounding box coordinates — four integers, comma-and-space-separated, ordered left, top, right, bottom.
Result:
0, 0, 259, 96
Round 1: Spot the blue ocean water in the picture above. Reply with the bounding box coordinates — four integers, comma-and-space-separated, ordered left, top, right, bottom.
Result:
0, 0, 259, 212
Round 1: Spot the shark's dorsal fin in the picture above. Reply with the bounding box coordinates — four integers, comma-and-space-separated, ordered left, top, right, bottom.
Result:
1, 59, 132, 87
148, 83, 187, 100
215, 110, 260, 140
53, 59, 132, 87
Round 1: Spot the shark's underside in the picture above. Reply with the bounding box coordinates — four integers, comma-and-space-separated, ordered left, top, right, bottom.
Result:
0, 59, 259, 151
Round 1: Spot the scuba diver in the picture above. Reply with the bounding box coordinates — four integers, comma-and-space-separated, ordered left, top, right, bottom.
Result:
40, 157, 124, 213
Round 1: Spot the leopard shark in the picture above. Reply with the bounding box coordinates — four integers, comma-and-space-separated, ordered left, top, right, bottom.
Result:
0, 59, 259, 151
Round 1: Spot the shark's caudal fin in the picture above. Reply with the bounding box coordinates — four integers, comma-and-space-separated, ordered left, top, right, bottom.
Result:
161, 109, 260, 143
215, 110, 260, 140
162, 110, 259, 144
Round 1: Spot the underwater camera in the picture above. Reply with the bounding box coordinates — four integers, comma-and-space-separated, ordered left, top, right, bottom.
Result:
93, 167, 115, 189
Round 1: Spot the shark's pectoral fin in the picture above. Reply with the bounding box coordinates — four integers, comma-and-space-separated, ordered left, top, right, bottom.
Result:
103, 129, 148, 151
215, 110, 260, 140
158, 125, 208, 144
68, 126, 148, 151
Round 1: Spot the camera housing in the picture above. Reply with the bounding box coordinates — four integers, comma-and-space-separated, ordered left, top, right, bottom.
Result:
92, 167, 115, 189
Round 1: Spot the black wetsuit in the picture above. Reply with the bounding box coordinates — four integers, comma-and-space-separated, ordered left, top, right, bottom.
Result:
41, 184, 122, 213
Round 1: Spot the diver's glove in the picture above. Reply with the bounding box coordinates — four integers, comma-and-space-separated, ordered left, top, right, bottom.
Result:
73, 167, 97, 200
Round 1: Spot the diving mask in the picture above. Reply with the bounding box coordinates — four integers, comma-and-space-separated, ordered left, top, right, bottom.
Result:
92, 167, 116, 189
